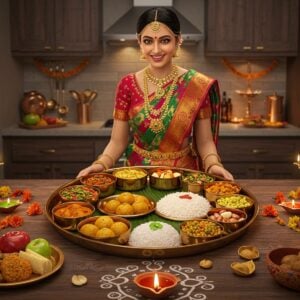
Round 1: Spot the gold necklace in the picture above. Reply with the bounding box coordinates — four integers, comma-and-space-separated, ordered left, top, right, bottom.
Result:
145, 65, 178, 98
143, 67, 178, 134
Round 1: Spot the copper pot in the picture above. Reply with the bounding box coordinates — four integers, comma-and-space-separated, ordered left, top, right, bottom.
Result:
21, 91, 47, 115
266, 93, 283, 123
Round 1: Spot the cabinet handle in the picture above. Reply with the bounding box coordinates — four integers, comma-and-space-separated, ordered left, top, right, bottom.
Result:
252, 149, 268, 155
256, 46, 264, 50
44, 46, 52, 50
243, 46, 252, 50
57, 46, 65, 50
40, 149, 56, 154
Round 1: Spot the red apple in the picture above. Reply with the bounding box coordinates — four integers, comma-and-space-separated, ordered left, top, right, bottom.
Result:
0, 230, 31, 253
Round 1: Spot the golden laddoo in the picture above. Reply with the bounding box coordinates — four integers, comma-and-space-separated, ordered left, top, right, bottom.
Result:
96, 227, 116, 238
132, 201, 149, 214
95, 216, 114, 228
1, 254, 32, 283
134, 195, 150, 205
104, 199, 120, 213
116, 192, 135, 204
115, 203, 134, 215
80, 223, 99, 237
110, 221, 129, 236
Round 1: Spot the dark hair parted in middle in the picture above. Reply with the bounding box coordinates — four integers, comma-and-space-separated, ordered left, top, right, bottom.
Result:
136, 7, 181, 35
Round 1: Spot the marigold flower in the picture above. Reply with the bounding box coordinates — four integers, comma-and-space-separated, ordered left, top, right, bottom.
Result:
26, 202, 43, 216
274, 191, 285, 204
261, 205, 279, 217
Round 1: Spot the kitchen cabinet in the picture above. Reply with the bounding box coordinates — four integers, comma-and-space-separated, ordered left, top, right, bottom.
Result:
10, 0, 102, 57
3, 136, 110, 179
205, 0, 299, 56
218, 137, 300, 179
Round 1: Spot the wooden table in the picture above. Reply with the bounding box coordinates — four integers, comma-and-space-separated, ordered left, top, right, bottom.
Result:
0, 179, 300, 299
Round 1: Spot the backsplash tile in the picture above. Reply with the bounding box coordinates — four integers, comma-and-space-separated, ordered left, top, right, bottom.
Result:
23, 44, 287, 123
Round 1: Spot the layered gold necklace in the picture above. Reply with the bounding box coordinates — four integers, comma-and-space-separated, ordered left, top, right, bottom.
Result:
143, 66, 178, 134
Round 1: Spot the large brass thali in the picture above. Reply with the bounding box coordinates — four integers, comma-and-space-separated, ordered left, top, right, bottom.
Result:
45, 167, 259, 258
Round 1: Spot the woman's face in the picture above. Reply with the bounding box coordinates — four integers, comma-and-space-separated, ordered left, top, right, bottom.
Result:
139, 23, 179, 70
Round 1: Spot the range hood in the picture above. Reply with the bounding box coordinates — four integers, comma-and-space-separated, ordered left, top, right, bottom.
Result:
103, 6, 203, 44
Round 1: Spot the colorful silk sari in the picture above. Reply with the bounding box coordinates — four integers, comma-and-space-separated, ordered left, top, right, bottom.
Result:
113, 69, 220, 170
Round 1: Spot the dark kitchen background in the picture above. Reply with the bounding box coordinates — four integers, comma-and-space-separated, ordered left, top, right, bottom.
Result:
0, 0, 299, 179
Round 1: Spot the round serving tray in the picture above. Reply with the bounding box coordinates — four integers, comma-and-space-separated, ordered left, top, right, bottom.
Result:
45, 167, 259, 258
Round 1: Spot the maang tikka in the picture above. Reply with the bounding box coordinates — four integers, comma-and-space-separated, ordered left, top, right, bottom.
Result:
150, 9, 160, 32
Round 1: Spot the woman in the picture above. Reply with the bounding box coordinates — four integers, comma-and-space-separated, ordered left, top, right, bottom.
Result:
77, 7, 233, 180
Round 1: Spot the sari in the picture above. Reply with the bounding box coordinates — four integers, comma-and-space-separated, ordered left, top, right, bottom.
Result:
113, 69, 220, 170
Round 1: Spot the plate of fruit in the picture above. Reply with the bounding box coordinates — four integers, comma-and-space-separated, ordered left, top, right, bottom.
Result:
0, 231, 64, 287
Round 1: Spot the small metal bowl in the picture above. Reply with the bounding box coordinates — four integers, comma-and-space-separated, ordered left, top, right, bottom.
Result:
52, 201, 95, 231
149, 167, 182, 190
58, 184, 100, 205
80, 173, 117, 198
215, 194, 254, 214
204, 181, 241, 203
113, 167, 148, 191
180, 219, 224, 245
207, 208, 247, 233
77, 215, 131, 245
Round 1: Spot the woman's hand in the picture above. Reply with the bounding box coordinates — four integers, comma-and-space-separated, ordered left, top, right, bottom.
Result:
208, 165, 234, 181
76, 164, 105, 178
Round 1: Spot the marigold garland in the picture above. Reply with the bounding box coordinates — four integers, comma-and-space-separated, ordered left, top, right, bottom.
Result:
34, 58, 89, 79
222, 58, 278, 80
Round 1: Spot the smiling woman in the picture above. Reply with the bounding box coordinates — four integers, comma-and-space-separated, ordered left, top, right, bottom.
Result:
77, 7, 233, 181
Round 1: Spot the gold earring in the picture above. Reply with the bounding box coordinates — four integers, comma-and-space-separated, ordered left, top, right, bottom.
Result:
173, 45, 180, 58
140, 52, 146, 60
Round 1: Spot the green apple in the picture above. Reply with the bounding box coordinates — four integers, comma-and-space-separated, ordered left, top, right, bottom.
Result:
22, 113, 41, 125
26, 238, 51, 258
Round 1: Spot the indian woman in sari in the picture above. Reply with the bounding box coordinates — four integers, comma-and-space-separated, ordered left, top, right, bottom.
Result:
77, 7, 233, 181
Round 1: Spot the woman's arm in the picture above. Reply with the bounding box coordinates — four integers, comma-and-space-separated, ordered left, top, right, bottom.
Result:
195, 118, 234, 180
76, 119, 129, 177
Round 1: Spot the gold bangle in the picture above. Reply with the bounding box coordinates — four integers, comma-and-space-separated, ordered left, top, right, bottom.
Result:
206, 162, 224, 173
92, 160, 109, 170
202, 153, 221, 165
99, 153, 115, 166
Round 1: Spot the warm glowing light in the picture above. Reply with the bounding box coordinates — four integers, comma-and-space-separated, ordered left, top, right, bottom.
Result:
153, 272, 160, 290
297, 153, 300, 163
292, 200, 295, 208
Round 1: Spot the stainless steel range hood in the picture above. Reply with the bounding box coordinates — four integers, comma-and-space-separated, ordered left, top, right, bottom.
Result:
103, 6, 203, 44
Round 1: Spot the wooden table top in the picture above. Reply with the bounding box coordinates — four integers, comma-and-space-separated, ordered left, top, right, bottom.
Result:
0, 179, 299, 300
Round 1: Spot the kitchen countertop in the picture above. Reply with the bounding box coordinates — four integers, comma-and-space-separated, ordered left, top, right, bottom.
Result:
1, 121, 300, 137
0, 179, 299, 299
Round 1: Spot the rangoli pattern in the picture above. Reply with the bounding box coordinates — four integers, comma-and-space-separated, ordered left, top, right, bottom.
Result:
99, 260, 215, 299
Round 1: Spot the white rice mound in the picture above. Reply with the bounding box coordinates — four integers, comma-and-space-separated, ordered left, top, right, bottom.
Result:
156, 192, 211, 220
128, 221, 181, 248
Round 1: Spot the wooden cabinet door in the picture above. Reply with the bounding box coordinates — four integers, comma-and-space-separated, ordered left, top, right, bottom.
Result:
205, 0, 299, 56
10, 0, 102, 56
55, 0, 101, 54
253, 0, 299, 55
206, 0, 253, 55
10, 0, 54, 53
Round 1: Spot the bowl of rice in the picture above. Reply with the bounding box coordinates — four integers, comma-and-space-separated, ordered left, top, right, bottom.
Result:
80, 173, 116, 198
156, 192, 211, 221
128, 221, 181, 248
204, 181, 241, 203
149, 168, 182, 190
180, 219, 224, 245
113, 167, 148, 191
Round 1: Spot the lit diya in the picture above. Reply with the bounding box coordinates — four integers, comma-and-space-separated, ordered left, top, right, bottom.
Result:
0, 198, 22, 213
279, 200, 300, 215
133, 271, 179, 299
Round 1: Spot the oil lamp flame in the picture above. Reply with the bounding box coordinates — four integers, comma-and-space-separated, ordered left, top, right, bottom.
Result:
153, 272, 160, 290
292, 200, 295, 208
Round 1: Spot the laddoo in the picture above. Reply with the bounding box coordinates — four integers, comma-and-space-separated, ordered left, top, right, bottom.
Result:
1, 254, 32, 283
110, 221, 129, 236
96, 227, 116, 238
80, 223, 99, 237
95, 216, 114, 228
